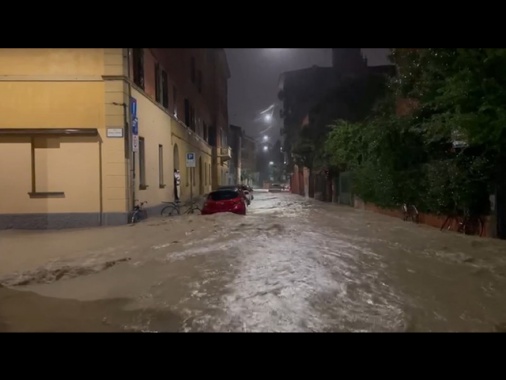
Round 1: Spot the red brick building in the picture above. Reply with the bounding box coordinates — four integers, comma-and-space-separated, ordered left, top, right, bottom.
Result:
130, 48, 231, 195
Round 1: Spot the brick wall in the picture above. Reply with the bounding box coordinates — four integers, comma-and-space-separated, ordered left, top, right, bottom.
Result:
355, 199, 492, 238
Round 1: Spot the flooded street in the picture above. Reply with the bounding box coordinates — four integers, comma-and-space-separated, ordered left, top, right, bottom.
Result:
2, 191, 506, 332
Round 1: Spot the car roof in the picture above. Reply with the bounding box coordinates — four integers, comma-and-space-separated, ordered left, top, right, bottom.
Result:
209, 189, 239, 195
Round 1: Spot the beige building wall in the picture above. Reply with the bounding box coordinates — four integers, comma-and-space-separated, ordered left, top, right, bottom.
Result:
132, 87, 212, 210
0, 48, 223, 229
0, 48, 129, 228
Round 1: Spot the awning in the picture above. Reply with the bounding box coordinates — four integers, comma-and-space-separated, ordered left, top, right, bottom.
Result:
0, 128, 99, 136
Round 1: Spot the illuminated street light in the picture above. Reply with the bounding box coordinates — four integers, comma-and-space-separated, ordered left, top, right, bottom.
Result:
263, 135, 268, 141
269, 161, 274, 165
263, 146, 268, 152
264, 114, 272, 122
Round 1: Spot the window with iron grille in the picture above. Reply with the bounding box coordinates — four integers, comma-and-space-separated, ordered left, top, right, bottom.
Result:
139, 137, 147, 189
197, 70, 202, 93
133, 48, 144, 89
161, 70, 168, 109
155, 63, 161, 102
190, 56, 196, 83
173, 86, 178, 116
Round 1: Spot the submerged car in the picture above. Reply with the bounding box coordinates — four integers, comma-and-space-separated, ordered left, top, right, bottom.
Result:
201, 189, 247, 215
217, 184, 252, 205
269, 183, 283, 192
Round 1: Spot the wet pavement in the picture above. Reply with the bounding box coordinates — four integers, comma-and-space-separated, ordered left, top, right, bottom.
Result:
2, 191, 506, 332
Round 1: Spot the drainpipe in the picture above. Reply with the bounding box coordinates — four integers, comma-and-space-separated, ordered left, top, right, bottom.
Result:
126, 48, 135, 211
115, 49, 135, 213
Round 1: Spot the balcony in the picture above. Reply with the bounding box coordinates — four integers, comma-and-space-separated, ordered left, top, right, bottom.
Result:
213, 146, 232, 163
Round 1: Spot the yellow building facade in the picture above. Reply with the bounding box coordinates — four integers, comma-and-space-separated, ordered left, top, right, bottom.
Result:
0, 48, 230, 229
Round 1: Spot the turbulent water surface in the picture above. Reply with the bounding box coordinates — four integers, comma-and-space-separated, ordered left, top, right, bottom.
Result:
2, 192, 506, 332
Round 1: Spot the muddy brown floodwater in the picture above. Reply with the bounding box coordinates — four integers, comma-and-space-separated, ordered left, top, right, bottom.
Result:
2, 191, 506, 332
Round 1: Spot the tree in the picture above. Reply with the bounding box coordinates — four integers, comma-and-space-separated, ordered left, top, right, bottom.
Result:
323, 48, 506, 216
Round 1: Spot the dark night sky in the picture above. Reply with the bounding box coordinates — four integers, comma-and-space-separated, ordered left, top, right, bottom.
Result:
226, 48, 390, 140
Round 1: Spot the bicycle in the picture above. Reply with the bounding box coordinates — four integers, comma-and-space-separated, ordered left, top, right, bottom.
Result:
402, 203, 419, 223
459, 212, 484, 236
440, 213, 461, 232
160, 197, 201, 217
440, 210, 484, 237
131, 200, 148, 224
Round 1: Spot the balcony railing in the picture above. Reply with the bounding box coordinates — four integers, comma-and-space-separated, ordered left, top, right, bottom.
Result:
213, 146, 232, 163
218, 146, 232, 160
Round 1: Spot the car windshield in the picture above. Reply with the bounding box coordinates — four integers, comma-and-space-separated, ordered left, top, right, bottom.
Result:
209, 190, 239, 201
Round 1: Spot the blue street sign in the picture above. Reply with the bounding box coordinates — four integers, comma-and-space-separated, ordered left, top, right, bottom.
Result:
130, 97, 137, 120
186, 152, 196, 168
132, 117, 139, 136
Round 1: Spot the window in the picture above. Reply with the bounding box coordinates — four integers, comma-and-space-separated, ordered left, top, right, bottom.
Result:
221, 128, 228, 147
161, 70, 169, 109
155, 63, 169, 109
190, 107, 195, 131
155, 63, 161, 102
209, 190, 239, 201
197, 70, 202, 93
205, 161, 208, 185
133, 48, 144, 89
29, 137, 64, 197
190, 56, 196, 83
173, 86, 178, 116
159, 144, 165, 188
139, 137, 147, 189
208, 125, 217, 146
184, 98, 190, 127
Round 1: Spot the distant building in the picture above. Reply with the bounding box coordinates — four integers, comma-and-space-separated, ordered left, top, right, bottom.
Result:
277, 66, 338, 167
331, 48, 368, 77
228, 124, 243, 185
278, 49, 396, 169
241, 135, 258, 186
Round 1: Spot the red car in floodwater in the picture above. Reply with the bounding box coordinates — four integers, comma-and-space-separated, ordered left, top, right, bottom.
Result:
201, 189, 247, 215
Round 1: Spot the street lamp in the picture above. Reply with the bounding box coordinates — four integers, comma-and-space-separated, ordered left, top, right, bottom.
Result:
263, 146, 268, 152
263, 135, 268, 141
264, 114, 272, 122
269, 161, 274, 165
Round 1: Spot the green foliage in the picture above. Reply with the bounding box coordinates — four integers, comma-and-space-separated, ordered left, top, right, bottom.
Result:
323, 48, 505, 216
325, 116, 427, 209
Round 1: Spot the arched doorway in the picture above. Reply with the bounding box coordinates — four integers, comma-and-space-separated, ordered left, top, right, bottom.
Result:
199, 156, 204, 195
173, 144, 179, 170
173, 144, 180, 200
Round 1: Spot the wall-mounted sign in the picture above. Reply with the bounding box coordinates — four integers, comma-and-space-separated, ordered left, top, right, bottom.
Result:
132, 117, 139, 136
130, 97, 137, 120
186, 152, 196, 168
132, 134, 139, 152
106, 128, 124, 138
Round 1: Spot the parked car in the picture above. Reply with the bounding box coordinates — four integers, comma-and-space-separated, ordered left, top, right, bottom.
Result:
269, 183, 283, 193
218, 185, 252, 205
201, 190, 247, 215
241, 184, 254, 201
